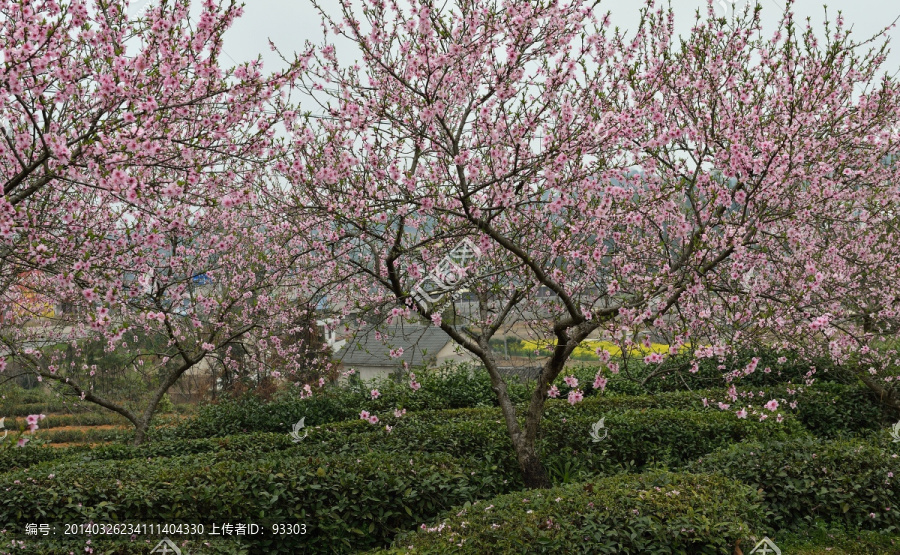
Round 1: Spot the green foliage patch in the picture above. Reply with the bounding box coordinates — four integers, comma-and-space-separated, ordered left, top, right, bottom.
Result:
690, 437, 900, 532
0, 449, 505, 554
381, 471, 765, 554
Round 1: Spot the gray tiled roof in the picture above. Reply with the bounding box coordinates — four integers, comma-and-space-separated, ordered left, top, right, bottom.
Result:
336, 323, 457, 368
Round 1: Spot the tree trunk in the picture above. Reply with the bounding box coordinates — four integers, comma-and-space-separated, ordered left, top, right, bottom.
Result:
133, 417, 151, 446
514, 367, 554, 489
479, 349, 559, 488
132, 366, 189, 446
477, 353, 552, 488
858, 370, 900, 416
516, 439, 552, 489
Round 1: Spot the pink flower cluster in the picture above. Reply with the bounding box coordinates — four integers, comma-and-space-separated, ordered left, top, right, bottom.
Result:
3, 414, 46, 447
25, 414, 45, 432
643, 352, 664, 364
359, 410, 379, 424
567, 390, 583, 405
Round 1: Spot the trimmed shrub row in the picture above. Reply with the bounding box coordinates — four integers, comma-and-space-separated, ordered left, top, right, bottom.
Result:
539, 407, 805, 477
161, 364, 532, 441
172, 406, 804, 482
690, 437, 900, 532
4, 402, 806, 484
0, 449, 506, 554
787, 382, 895, 438
0, 443, 92, 473
2, 411, 131, 429
162, 374, 892, 447
381, 471, 766, 554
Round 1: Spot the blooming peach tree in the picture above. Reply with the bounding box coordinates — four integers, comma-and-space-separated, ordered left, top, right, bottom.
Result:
285, 0, 900, 487
0, 0, 328, 444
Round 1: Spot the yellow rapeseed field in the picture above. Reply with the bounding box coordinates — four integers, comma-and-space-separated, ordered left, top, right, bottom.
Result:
520, 339, 673, 359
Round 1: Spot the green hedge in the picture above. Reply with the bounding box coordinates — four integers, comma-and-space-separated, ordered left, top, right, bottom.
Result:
690, 437, 900, 532
2, 412, 130, 429
162, 382, 777, 437
164, 375, 890, 445
0, 534, 251, 555
4, 404, 805, 487
788, 382, 894, 438
36, 427, 133, 444
382, 471, 766, 554
674, 382, 895, 438
223, 407, 803, 484
0, 443, 92, 473
571, 382, 894, 439
540, 407, 805, 477
547, 346, 858, 398
10, 537, 255, 555
162, 364, 531, 441
776, 519, 900, 554
0, 449, 506, 553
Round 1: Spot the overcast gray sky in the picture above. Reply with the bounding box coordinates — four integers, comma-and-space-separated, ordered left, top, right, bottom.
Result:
217, 0, 900, 80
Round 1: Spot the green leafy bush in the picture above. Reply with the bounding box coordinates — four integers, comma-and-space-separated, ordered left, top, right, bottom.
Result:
162, 357, 891, 446
167, 393, 358, 438
0, 443, 91, 473
3, 411, 130, 429
383, 471, 765, 554
534, 346, 858, 399
567, 389, 711, 412
246, 406, 803, 485
0, 450, 506, 554
5, 402, 804, 491
789, 382, 894, 438
38, 427, 133, 444
0, 433, 303, 479
539, 407, 806, 480
163, 363, 531, 440
690, 437, 900, 532
3, 536, 253, 555
573, 382, 893, 438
